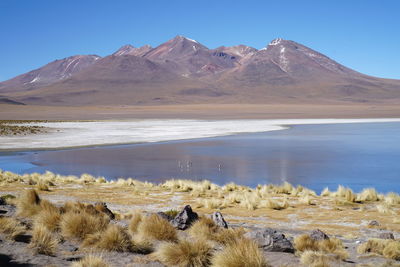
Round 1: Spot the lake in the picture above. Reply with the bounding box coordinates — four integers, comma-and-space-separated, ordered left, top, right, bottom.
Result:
1, 122, 400, 193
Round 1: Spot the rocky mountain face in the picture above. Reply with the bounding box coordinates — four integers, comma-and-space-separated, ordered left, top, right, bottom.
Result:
1, 36, 399, 105
0, 55, 100, 93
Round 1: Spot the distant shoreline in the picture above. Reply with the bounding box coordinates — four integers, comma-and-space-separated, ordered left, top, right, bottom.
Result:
1, 118, 400, 151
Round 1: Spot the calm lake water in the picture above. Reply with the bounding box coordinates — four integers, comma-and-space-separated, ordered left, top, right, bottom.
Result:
1, 122, 400, 193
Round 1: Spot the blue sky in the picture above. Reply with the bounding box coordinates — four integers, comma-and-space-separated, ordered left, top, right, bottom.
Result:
1, 0, 399, 81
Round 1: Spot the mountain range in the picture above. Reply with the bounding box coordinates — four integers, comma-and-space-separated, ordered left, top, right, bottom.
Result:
1, 36, 400, 106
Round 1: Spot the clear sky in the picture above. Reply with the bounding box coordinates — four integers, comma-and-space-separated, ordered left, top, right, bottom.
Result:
1, 0, 399, 81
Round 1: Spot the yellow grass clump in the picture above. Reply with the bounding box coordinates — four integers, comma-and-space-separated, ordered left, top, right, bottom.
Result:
129, 212, 143, 235
155, 239, 212, 267
356, 188, 379, 202
320, 187, 331, 197
71, 255, 110, 267
300, 250, 339, 267
385, 192, 400, 205
188, 217, 245, 245
83, 224, 132, 252
188, 217, 217, 241
333, 185, 356, 203
36, 180, 50, 191
29, 224, 58, 255
212, 237, 269, 267
135, 214, 178, 243
357, 238, 400, 260
259, 198, 289, 210
299, 195, 314, 205
60, 210, 109, 240
199, 198, 228, 210
294, 234, 348, 260
16, 189, 42, 217
0, 217, 26, 240
376, 204, 392, 214
35, 206, 62, 232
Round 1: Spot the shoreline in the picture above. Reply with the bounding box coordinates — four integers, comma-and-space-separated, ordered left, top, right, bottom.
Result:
1, 118, 400, 150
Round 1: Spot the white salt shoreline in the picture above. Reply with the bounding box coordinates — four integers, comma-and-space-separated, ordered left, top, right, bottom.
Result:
1, 118, 400, 150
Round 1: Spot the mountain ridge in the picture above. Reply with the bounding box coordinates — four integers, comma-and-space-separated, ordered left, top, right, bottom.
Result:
1, 36, 399, 106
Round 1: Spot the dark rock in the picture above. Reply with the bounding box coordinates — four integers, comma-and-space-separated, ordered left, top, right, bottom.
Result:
379, 232, 395, 240
171, 205, 198, 230
157, 212, 173, 221
211, 211, 228, 228
94, 202, 115, 220
368, 220, 380, 226
0, 205, 16, 217
14, 234, 31, 243
244, 228, 294, 253
64, 256, 82, 262
310, 229, 329, 241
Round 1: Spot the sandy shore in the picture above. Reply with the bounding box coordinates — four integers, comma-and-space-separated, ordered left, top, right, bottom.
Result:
2, 103, 400, 120
1, 118, 400, 150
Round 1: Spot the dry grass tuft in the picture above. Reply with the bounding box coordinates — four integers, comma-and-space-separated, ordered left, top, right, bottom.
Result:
358, 239, 400, 260
356, 188, 379, 202
60, 210, 109, 240
83, 224, 132, 252
129, 212, 143, 235
211, 237, 270, 267
71, 255, 110, 267
16, 189, 42, 217
320, 187, 331, 197
36, 180, 50, 191
154, 239, 212, 267
260, 198, 289, 210
29, 224, 58, 255
294, 234, 348, 260
35, 207, 61, 232
333, 185, 356, 202
376, 204, 392, 214
383, 241, 400, 260
0, 217, 26, 240
188, 217, 245, 245
299, 195, 314, 205
188, 217, 218, 241
300, 250, 338, 267
135, 214, 177, 243
385, 192, 400, 205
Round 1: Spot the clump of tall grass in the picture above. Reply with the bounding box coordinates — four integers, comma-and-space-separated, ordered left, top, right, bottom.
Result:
294, 234, 348, 260
333, 185, 356, 203
197, 198, 228, 210
356, 188, 380, 202
16, 189, 42, 217
300, 250, 340, 267
299, 194, 314, 205
129, 212, 143, 235
71, 255, 110, 267
134, 214, 178, 243
29, 224, 58, 255
320, 187, 331, 197
83, 224, 132, 252
376, 204, 393, 214
155, 239, 213, 267
357, 238, 400, 260
60, 209, 109, 240
211, 237, 270, 267
385, 192, 400, 205
34, 205, 61, 232
188, 217, 245, 245
259, 198, 289, 210
0, 217, 26, 240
